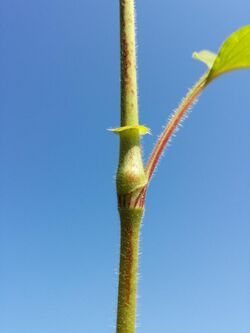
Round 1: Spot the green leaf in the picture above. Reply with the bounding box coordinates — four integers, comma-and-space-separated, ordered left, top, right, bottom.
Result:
193, 50, 217, 69
193, 25, 250, 82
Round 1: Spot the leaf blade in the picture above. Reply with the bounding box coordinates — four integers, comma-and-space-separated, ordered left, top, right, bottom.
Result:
193, 26, 250, 82
209, 25, 250, 80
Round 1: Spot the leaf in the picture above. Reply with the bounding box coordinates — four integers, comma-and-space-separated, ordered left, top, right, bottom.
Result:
193, 50, 217, 69
193, 25, 250, 82
146, 26, 250, 182
109, 125, 150, 136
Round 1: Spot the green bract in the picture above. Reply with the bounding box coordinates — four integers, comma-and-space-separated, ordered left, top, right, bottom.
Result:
110, 125, 150, 136
193, 25, 250, 82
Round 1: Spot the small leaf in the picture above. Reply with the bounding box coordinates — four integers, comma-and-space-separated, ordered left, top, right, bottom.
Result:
193, 26, 250, 82
109, 125, 151, 136
193, 50, 217, 69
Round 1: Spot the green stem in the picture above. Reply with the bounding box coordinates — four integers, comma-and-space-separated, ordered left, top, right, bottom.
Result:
116, 1, 146, 332
120, 0, 138, 126
116, 0, 146, 195
116, 209, 143, 333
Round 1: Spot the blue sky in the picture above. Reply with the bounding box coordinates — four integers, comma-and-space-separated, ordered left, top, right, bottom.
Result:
0, 1, 249, 332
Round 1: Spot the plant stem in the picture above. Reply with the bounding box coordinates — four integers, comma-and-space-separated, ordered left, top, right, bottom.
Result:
116, 0, 147, 195
116, 1, 146, 332
120, 0, 138, 127
146, 73, 208, 181
116, 209, 143, 333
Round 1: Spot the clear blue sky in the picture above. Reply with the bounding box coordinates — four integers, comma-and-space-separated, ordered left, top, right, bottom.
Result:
0, 1, 249, 332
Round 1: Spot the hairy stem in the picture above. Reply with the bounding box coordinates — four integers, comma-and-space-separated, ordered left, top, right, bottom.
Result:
146, 73, 208, 181
116, 209, 143, 333
116, 1, 146, 333
116, 0, 146, 195
120, 0, 139, 126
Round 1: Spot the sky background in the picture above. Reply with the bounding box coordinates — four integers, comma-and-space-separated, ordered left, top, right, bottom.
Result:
0, 1, 250, 332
